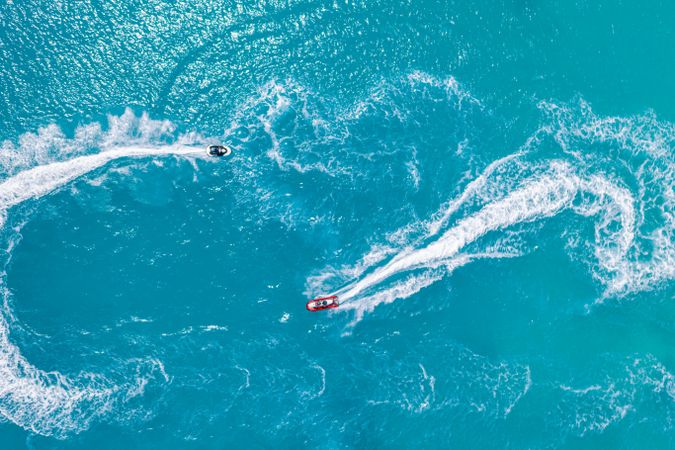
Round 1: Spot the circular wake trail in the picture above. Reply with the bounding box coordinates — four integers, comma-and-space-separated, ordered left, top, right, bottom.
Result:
336, 163, 635, 304
0, 144, 202, 437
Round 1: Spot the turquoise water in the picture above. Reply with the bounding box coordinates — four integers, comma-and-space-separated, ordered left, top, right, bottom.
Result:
1, 0, 674, 448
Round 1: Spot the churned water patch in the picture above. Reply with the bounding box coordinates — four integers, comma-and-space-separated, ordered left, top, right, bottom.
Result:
310, 101, 673, 325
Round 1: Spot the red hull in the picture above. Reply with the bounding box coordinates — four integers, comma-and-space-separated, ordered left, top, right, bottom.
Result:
306, 295, 339, 312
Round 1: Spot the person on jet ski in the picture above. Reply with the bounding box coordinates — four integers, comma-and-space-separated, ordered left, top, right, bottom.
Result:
207, 145, 232, 157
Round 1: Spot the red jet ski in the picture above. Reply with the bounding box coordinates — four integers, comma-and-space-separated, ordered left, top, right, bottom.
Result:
306, 295, 339, 312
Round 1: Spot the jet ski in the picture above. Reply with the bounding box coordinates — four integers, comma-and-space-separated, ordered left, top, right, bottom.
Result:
306, 295, 339, 312
207, 145, 232, 157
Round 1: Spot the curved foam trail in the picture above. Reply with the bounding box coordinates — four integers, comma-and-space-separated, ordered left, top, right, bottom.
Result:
0, 144, 202, 437
0, 310, 113, 437
313, 153, 524, 297
0, 145, 202, 221
336, 165, 635, 303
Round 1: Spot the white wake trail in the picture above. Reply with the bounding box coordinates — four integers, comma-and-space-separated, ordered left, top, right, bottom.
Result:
334, 162, 635, 307
0, 144, 203, 437
305, 152, 524, 299
0, 145, 202, 223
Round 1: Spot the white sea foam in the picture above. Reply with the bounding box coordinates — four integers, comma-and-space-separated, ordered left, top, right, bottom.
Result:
0, 116, 205, 437
0, 300, 166, 438
347, 70, 480, 122
366, 347, 530, 418
556, 354, 674, 437
333, 161, 634, 305
313, 101, 674, 322
304, 243, 397, 298
0, 145, 202, 227
201, 325, 228, 332
305, 151, 525, 303
311, 364, 326, 399
342, 268, 447, 327
278, 312, 290, 323
0, 109, 183, 179
237, 80, 336, 175
424, 151, 524, 237
416, 363, 436, 412
539, 100, 675, 295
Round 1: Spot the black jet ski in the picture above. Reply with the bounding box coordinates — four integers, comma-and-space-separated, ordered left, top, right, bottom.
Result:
207, 145, 232, 157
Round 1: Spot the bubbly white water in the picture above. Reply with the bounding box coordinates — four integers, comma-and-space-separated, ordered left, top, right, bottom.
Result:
0, 143, 203, 437
327, 159, 644, 321
0, 96, 671, 440
0, 145, 203, 225
308, 101, 675, 325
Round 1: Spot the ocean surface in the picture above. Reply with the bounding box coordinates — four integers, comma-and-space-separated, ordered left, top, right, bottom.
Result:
0, 1, 674, 448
